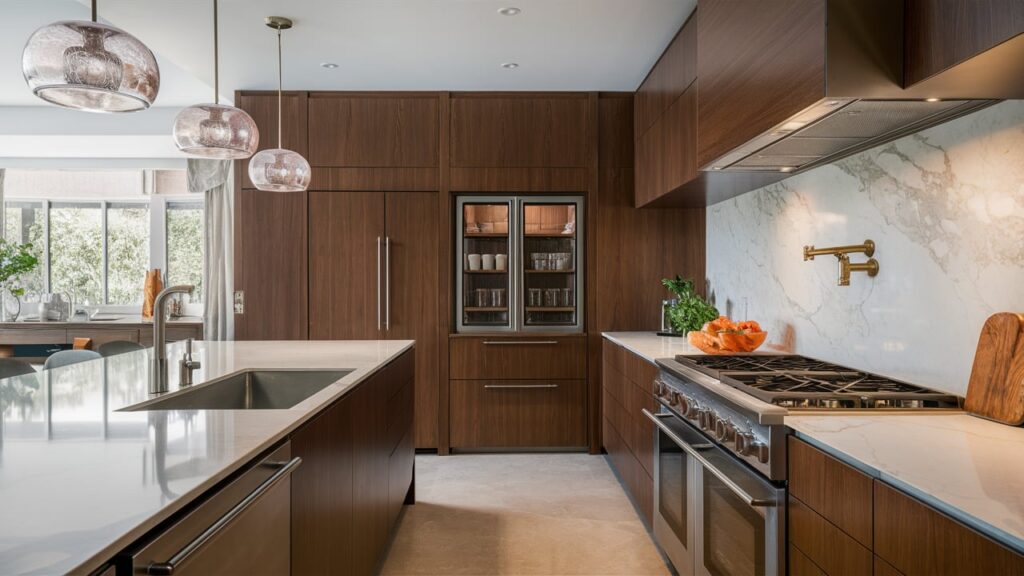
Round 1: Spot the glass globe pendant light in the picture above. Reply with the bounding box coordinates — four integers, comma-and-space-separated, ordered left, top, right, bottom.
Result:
173, 0, 259, 158
247, 17, 311, 192
22, 0, 160, 112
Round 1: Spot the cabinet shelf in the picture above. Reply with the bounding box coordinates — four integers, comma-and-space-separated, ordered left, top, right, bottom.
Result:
463, 269, 508, 274
525, 307, 576, 312
524, 232, 575, 238
525, 269, 576, 274
464, 233, 509, 238
464, 307, 508, 313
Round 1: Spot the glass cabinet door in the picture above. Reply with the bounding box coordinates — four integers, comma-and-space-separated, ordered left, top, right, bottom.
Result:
520, 199, 580, 331
458, 200, 512, 330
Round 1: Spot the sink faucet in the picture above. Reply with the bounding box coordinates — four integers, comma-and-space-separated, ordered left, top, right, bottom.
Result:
150, 284, 194, 394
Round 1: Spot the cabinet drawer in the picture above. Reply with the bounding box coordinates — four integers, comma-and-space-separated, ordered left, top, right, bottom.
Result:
874, 481, 1024, 576
789, 496, 872, 576
788, 436, 873, 547
450, 336, 585, 380
0, 328, 67, 345
789, 544, 826, 576
68, 328, 139, 348
449, 379, 586, 448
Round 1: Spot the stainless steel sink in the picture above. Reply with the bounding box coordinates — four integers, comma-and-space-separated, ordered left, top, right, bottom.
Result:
122, 370, 352, 411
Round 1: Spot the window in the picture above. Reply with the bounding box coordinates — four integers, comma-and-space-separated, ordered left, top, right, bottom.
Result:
2, 170, 204, 309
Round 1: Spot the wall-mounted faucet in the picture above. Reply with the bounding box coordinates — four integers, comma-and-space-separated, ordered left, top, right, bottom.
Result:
803, 240, 879, 286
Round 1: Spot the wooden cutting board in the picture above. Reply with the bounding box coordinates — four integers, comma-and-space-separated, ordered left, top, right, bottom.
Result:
965, 312, 1024, 425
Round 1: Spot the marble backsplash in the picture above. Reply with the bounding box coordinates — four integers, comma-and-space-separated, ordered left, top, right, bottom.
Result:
706, 100, 1024, 396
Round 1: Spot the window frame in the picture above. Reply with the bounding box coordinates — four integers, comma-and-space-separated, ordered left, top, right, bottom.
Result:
3, 189, 205, 315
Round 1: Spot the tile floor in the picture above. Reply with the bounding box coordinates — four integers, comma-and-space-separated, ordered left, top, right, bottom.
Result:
380, 453, 672, 576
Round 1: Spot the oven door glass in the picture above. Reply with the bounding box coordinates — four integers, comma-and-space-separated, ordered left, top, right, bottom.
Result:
655, 426, 695, 573
701, 468, 766, 576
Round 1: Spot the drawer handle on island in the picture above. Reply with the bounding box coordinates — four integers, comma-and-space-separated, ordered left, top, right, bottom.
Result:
482, 340, 559, 346
484, 384, 559, 389
145, 456, 303, 576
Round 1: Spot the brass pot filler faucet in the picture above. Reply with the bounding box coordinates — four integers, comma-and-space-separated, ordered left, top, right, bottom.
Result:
803, 240, 879, 286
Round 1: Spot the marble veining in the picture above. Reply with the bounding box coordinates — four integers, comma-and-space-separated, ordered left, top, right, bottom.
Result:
787, 413, 1024, 553
0, 340, 412, 575
707, 100, 1024, 395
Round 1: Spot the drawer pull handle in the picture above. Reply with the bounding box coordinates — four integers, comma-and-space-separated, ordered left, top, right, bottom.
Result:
145, 457, 302, 575
484, 384, 559, 389
482, 340, 559, 346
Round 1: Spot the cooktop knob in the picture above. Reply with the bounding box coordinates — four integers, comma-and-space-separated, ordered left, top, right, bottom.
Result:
698, 409, 715, 431
714, 418, 735, 442
676, 394, 690, 415
668, 391, 681, 407
735, 431, 755, 455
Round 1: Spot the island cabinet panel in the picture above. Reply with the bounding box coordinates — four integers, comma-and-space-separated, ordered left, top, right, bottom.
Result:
234, 91, 308, 190
873, 481, 1024, 576
695, 0, 825, 170
787, 436, 873, 548
448, 379, 587, 448
234, 189, 308, 340
600, 338, 657, 528
905, 0, 1024, 87
307, 93, 440, 191
788, 495, 873, 576
289, 348, 415, 576
309, 191, 439, 449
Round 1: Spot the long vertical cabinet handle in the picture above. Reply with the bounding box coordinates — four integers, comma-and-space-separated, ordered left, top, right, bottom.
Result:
385, 236, 391, 331
376, 237, 382, 331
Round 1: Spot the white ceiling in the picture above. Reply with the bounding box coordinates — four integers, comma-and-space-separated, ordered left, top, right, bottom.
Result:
0, 0, 696, 107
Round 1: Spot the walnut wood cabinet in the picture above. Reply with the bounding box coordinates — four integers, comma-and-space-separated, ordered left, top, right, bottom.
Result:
788, 435, 1024, 576
601, 338, 657, 527
309, 192, 439, 449
290, 348, 414, 576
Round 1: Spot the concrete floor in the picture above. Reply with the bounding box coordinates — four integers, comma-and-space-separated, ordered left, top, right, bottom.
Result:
380, 453, 672, 576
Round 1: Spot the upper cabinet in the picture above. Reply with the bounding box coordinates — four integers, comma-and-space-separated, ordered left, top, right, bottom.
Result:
235, 91, 308, 190
307, 93, 441, 191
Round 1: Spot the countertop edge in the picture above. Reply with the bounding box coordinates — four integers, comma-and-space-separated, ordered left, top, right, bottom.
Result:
789, 426, 1024, 556
68, 340, 415, 575
601, 332, 674, 365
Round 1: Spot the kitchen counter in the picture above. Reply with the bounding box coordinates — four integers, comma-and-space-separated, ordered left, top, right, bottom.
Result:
0, 339, 413, 575
602, 332, 1024, 553
788, 413, 1024, 555
0, 315, 203, 328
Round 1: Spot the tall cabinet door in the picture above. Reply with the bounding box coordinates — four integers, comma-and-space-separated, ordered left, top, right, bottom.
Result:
385, 192, 439, 448
309, 192, 386, 339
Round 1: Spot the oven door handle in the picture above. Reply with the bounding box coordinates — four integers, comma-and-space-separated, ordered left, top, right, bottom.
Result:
642, 409, 776, 508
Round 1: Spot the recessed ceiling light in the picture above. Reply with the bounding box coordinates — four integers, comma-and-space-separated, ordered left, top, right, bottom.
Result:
779, 167, 795, 173
925, 97, 941, 102
320, 62, 339, 69
501, 62, 519, 69
498, 7, 522, 16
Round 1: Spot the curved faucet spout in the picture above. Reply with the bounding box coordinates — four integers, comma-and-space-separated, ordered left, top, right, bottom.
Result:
150, 284, 195, 394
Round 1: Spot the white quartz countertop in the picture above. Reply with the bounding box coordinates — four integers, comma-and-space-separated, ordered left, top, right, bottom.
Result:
788, 413, 1024, 554
0, 339, 413, 575
602, 332, 1024, 553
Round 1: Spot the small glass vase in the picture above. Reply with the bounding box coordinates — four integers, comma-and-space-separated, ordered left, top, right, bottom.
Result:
2, 292, 21, 322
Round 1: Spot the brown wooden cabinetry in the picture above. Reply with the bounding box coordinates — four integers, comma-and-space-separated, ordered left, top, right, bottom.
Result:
290, 348, 415, 576
309, 192, 439, 449
449, 335, 585, 381
601, 338, 657, 527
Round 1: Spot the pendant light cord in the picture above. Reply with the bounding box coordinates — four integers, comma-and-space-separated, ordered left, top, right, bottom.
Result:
91, 0, 97, 22
213, 0, 219, 104
277, 27, 283, 149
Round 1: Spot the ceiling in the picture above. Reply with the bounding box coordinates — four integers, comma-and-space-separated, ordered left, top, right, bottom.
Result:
0, 0, 696, 107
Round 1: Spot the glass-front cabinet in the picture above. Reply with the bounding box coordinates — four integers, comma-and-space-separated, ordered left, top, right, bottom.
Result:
456, 195, 583, 333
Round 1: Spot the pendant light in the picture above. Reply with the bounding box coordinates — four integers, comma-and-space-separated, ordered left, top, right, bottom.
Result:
22, 0, 160, 113
173, 0, 259, 158
247, 17, 311, 192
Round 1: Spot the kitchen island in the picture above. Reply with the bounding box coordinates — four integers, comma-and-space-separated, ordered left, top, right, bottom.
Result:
0, 339, 414, 575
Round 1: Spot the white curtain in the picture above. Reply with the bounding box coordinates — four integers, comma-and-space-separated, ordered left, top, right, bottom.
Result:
187, 159, 233, 340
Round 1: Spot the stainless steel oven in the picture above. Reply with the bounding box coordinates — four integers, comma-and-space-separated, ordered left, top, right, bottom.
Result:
644, 406, 785, 576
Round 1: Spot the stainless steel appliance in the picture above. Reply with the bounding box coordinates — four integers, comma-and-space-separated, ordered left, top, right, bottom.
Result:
455, 195, 583, 333
648, 353, 963, 575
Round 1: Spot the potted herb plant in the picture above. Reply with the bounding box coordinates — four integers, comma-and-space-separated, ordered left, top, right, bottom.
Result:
660, 276, 719, 336
0, 239, 40, 322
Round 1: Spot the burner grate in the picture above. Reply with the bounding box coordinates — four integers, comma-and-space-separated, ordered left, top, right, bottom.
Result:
675, 354, 851, 375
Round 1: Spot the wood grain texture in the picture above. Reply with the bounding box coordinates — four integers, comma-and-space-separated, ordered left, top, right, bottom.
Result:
696, 0, 826, 169
385, 192, 440, 448
291, 394, 354, 576
586, 91, 601, 455
448, 335, 586, 380
789, 495, 873, 576
352, 367, 390, 576
905, 0, 1024, 86
875, 556, 906, 576
965, 312, 1024, 424
788, 436, 874, 548
234, 189, 308, 340
634, 81, 698, 207
450, 95, 588, 168
789, 544, 827, 576
874, 481, 1024, 576
437, 93, 452, 455
602, 413, 653, 527
449, 167, 588, 192
308, 191, 385, 340
449, 379, 587, 448
635, 12, 697, 139
309, 167, 439, 191
235, 92, 308, 190
308, 94, 438, 168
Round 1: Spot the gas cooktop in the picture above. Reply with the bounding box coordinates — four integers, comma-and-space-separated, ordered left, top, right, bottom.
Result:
673, 354, 962, 410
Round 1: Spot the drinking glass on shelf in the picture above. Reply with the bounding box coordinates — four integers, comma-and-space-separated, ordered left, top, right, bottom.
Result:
528, 288, 542, 307
474, 288, 489, 308
544, 288, 559, 307
561, 288, 573, 307
496, 254, 508, 270
490, 288, 506, 308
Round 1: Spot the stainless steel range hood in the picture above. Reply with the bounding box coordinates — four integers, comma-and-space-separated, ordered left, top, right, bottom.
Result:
708, 98, 995, 173
701, 0, 998, 175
